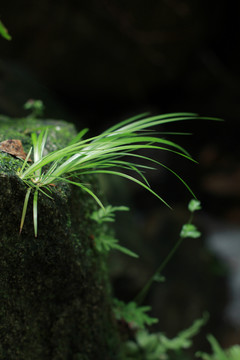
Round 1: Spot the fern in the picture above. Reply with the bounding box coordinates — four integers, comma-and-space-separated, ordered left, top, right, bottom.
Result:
94, 234, 138, 258
90, 205, 129, 224
90, 205, 138, 257
196, 335, 240, 360
124, 313, 208, 360
113, 299, 158, 330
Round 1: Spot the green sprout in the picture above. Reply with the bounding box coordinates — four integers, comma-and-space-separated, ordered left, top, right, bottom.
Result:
23, 99, 45, 118
17, 112, 218, 237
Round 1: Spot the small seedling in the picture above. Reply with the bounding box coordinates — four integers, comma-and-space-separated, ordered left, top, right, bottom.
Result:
24, 99, 45, 118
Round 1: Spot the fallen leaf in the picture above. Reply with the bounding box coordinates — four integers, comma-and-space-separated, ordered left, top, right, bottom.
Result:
0, 139, 31, 161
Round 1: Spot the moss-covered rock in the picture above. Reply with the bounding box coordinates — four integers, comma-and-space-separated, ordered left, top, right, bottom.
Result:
0, 117, 123, 360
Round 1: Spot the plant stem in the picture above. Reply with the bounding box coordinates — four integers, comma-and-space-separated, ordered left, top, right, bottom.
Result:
134, 205, 199, 305
134, 235, 184, 305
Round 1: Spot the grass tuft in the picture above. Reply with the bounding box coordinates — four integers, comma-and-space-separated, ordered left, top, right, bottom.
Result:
17, 112, 220, 236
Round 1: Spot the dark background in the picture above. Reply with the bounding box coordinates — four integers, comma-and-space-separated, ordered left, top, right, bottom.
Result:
1, 0, 240, 354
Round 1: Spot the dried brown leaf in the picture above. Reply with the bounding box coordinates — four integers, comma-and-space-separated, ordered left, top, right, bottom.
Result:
0, 139, 31, 161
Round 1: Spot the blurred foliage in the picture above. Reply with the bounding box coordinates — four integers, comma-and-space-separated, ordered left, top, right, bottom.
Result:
123, 313, 208, 360
113, 299, 158, 329
0, 20, 11, 40
196, 335, 240, 360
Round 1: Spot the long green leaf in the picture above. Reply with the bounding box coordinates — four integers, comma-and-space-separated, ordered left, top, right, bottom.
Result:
80, 169, 172, 209
18, 147, 32, 176
102, 112, 195, 134
20, 187, 31, 234
33, 188, 39, 237
61, 178, 105, 209
68, 128, 89, 145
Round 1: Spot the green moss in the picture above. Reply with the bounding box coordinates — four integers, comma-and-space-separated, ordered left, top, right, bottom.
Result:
0, 117, 123, 360
0, 116, 75, 151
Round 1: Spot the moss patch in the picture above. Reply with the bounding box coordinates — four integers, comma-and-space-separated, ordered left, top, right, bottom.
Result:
0, 117, 123, 360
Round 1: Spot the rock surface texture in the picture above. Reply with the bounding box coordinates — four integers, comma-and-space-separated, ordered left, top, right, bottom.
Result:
0, 116, 122, 360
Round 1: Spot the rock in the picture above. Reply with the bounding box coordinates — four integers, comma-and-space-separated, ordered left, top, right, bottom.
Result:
0, 116, 122, 360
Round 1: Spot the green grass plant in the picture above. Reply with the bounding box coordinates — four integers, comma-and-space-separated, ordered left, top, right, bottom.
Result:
17, 112, 218, 237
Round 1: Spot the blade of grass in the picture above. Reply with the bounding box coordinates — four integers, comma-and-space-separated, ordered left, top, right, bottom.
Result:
101, 112, 196, 135
62, 178, 105, 209
68, 128, 89, 146
117, 152, 197, 199
33, 188, 39, 237
80, 169, 172, 209
41, 143, 194, 182
19, 187, 31, 234
18, 147, 32, 176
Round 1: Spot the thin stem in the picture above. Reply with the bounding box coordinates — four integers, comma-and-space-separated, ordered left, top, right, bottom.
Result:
134, 209, 197, 305
134, 236, 184, 305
